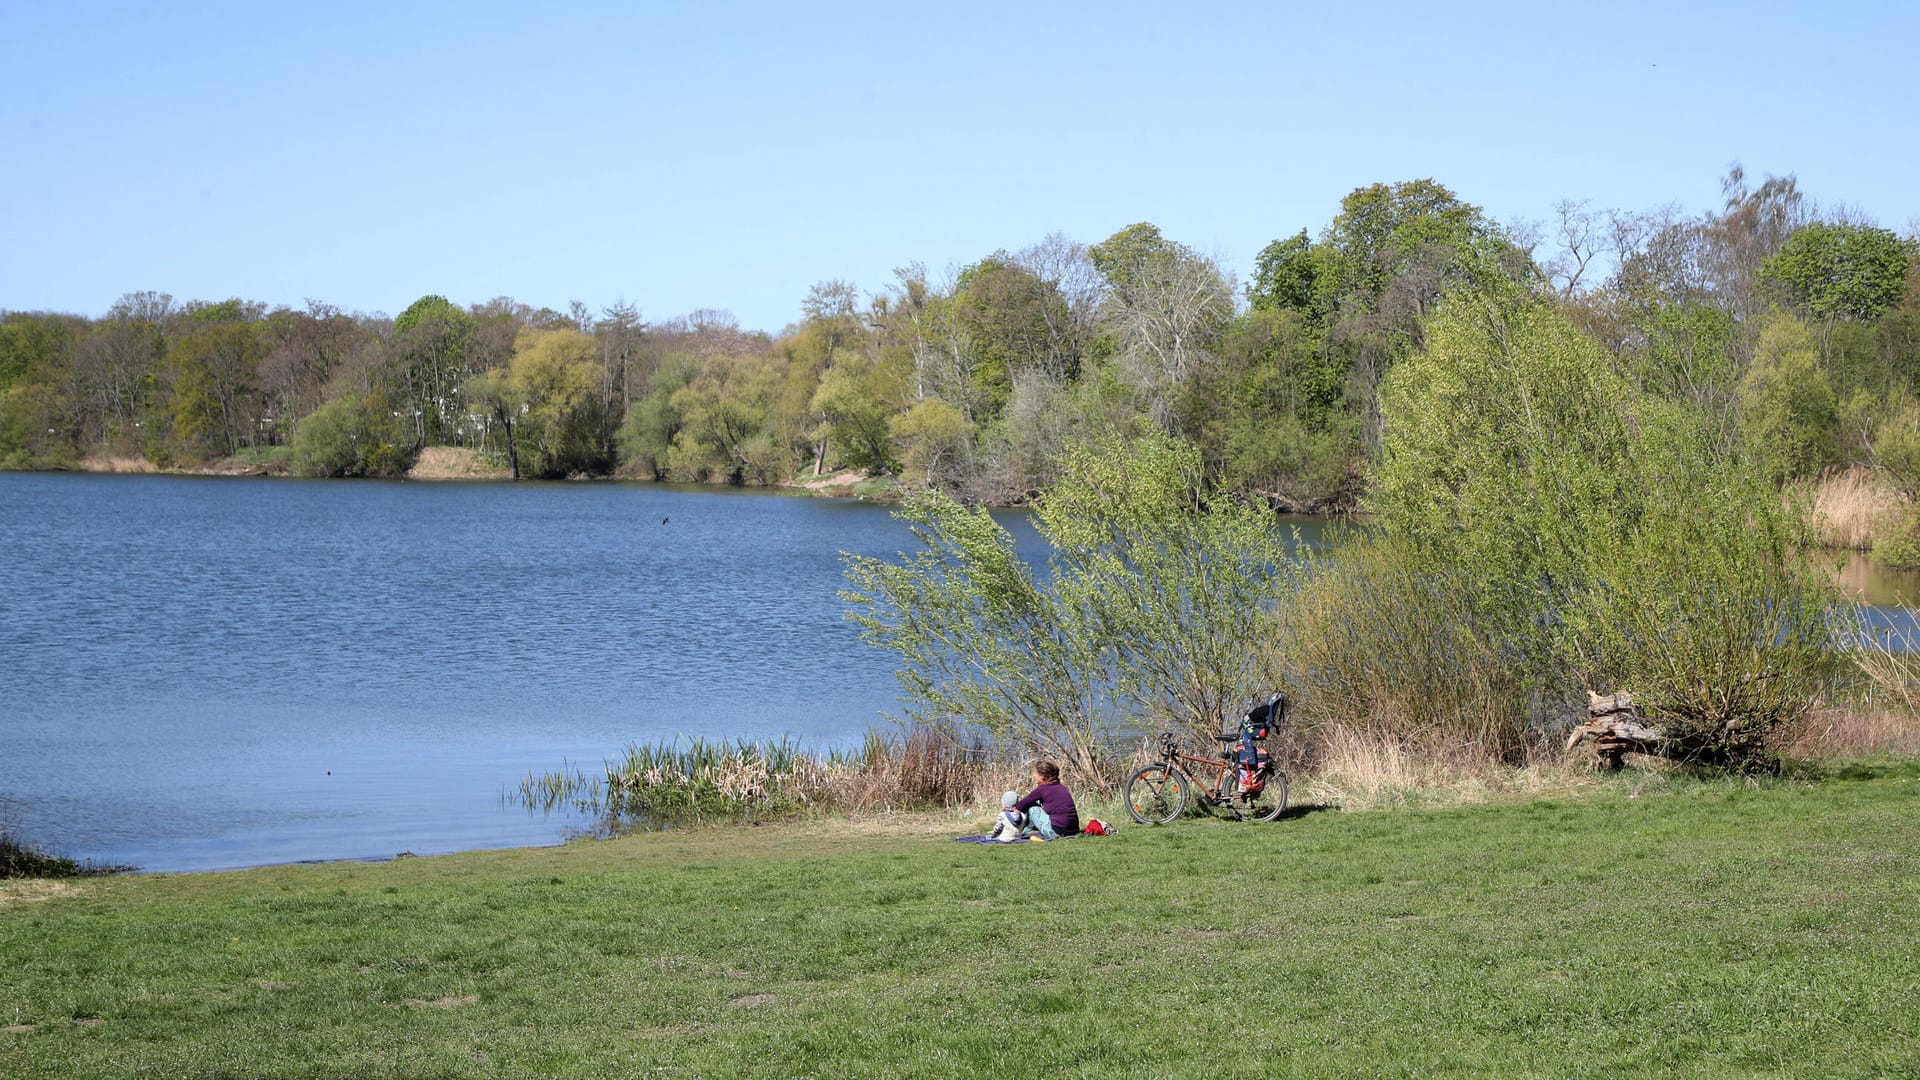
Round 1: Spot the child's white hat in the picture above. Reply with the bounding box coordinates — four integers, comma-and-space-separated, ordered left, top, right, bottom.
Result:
1001, 790, 1020, 808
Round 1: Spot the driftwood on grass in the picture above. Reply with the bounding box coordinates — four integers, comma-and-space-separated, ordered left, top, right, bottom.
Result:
1565, 691, 1667, 770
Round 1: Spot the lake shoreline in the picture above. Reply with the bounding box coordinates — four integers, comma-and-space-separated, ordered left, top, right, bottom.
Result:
24, 450, 914, 502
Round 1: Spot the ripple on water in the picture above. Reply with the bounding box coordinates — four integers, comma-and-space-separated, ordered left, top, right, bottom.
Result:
0, 474, 1051, 871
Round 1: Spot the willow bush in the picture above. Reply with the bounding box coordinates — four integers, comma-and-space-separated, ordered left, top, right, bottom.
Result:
842, 429, 1296, 789
1319, 292, 1841, 767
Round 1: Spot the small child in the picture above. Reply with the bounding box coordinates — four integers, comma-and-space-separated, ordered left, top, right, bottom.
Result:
988, 790, 1026, 843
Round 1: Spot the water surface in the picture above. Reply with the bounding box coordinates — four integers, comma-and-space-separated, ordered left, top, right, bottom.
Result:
0, 473, 1050, 871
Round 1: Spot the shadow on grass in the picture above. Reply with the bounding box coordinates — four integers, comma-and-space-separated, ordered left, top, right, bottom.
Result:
1275, 802, 1338, 821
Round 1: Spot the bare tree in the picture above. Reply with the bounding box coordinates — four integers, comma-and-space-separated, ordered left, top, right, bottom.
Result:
1703, 164, 1809, 328
1099, 246, 1235, 426
597, 299, 644, 410
1543, 199, 1613, 297
1015, 232, 1103, 375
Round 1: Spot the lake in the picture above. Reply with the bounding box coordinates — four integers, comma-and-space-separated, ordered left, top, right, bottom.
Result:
0, 473, 1061, 872
2, 472, 1913, 873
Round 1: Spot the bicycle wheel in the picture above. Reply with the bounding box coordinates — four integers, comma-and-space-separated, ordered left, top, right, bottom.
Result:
1247, 770, 1289, 823
1124, 763, 1190, 824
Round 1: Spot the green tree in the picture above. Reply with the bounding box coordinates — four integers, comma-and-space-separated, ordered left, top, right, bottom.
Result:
465, 328, 608, 480
512, 328, 608, 477
0, 313, 85, 467
1194, 307, 1356, 507
291, 390, 411, 477
1761, 222, 1915, 322
1086, 222, 1172, 288
666, 354, 788, 484
0, 382, 76, 469
1737, 313, 1837, 482
949, 254, 1075, 412
616, 354, 698, 479
1319, 179, 1510, 309
811, 354, 902, 475
163, 317, 265, 461
888, 396, 973, 490
392, 294, 476, 446
1248, 229, 1322, 319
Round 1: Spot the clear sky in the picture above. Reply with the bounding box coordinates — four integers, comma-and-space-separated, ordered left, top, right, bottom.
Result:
4, 0, 1915, 332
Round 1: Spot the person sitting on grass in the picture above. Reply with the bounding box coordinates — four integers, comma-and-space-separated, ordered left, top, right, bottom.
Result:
1012, 760, 1079, 839
988, 791, 1026, 843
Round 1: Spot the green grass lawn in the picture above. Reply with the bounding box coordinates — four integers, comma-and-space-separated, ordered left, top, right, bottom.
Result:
4, 768, 1919, 1078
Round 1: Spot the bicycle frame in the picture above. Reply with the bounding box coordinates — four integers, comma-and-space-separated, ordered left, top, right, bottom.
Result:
1164, 747, 1239, 803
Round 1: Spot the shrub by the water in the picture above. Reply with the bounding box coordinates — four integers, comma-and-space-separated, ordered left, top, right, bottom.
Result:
1302, 292, 1840, 768
837, 292, 1854, 777
290, 392, 414, 477
843, 429, 1296, 787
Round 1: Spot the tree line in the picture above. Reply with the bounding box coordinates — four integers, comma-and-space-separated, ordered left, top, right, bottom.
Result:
3, 167, 1916, 509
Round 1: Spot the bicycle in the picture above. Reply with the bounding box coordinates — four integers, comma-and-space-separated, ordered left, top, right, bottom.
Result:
1124, 728, 1289, 824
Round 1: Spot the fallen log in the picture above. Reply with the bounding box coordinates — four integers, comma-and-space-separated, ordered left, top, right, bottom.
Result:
1565, 691, 1667, 769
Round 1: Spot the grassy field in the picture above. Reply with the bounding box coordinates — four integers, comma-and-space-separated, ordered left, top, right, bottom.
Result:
3, 767, 1918, 1078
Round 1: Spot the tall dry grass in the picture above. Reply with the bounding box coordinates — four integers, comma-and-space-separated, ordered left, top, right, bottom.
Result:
1801, 607, 1920, 758
1789, 705, 1920, 759
1292, 725, 1585, 811
1807, 466, 1906, 551
1280, 539, 1545, 763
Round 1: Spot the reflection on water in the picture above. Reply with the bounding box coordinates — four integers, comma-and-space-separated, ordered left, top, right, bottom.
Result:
1830, 551, 1920, 608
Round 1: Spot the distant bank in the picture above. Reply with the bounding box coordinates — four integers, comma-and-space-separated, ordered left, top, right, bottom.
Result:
45, 448, 900, 499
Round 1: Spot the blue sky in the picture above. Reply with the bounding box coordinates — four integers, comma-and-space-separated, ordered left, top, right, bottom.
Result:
3, 1, 1915, 331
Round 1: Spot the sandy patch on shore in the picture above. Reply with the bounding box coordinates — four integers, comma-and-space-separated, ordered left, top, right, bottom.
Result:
782, 468, 869, 495
76, 455, 159, 473
407, 447, 510, 481
74, 454, 287, 476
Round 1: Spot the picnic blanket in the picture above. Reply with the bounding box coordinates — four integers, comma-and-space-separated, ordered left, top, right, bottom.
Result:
953, 833, 1075, 844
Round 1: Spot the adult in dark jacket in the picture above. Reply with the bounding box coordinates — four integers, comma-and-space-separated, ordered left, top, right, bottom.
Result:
1012, 760, 1079, 838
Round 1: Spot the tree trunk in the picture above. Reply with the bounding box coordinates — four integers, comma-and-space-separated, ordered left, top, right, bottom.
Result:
500, 413, 520, 480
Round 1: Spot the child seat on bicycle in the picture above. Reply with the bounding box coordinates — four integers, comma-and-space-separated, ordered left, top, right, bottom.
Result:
1229, 693, 1285, 793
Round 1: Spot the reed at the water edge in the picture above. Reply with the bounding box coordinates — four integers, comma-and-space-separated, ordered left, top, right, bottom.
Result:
510, 726, 1022, 827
